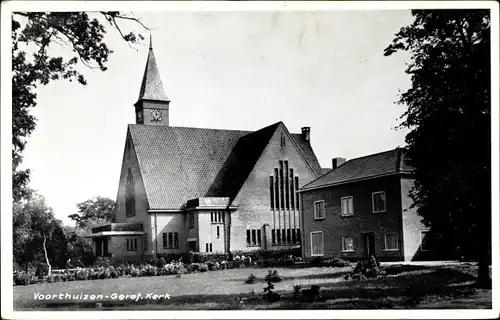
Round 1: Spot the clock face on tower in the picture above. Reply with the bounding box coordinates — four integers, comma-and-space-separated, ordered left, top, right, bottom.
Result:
136, 110, 143, 123
150, 109, 162, 121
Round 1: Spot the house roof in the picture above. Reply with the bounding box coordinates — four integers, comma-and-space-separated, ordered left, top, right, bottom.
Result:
301, 148, 413, 191
136, 45, 170, 103
129, 122, 323, 209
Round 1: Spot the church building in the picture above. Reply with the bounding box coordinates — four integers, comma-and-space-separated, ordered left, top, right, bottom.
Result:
90, 39, 324, 261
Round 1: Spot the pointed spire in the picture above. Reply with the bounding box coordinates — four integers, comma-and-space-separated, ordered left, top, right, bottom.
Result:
136, 34, 170, 103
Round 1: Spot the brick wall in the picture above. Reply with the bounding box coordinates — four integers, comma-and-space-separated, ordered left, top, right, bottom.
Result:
301, 175, 404, 261
230, 124, 317, 251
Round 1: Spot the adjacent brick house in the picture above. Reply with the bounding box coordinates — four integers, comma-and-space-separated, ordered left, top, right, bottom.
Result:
89, 39, 324, 261
300, 148, 435, 262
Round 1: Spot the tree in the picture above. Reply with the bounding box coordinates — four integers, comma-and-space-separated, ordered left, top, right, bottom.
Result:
13, 191, 67, 273
384, 10, 491, 287
12, 12, 148, 202
69, 196, 116, 231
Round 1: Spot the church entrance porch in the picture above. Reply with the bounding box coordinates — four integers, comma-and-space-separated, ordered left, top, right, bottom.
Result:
88, 223, 145, 264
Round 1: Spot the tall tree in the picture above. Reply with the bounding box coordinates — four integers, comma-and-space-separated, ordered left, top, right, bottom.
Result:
68, 196, 116, 231
12, 12, 148, 202
384, 10, 491, 287
13, 191, 67, 272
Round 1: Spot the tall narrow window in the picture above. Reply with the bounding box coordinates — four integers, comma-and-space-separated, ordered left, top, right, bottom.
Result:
174, 233, 179, 249
287, 229, 291, 244
210, 243, 213, 252
269, 176, 275, 210
246, 230, 251, 246
168, 233, 173, 248
279, 161, 285, 209
285, 161, 290, 209
222, 212, 225, 223
314, 201, 325, 219
206, 243, 209, 252
162, 233, 167, 248
126, 168, 135, 217
292, 229, 296, 243
252, 229, 257, 245
290, 169, 295, 210
217, 226, 220, 238
282, 228, 286, 244
276, 229, 281, 244
188, 212, 195, 229
211, 212, 214, 223
272, 229, 276, 244
341, 196, 354, 216
257, 229, 262, 246
295, 177, 300, 209
274, 169, 280, 209
143, 233, 148, 251
296, 229, 301, 243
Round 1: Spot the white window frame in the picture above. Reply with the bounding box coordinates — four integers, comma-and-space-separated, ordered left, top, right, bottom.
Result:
372, 191, 387, 213
383, 233, 399, 251
310, 231, 324, 256
314, 200, 325, 220
341, 196, 354, 217
341, 236, 354, 252
420, 229, 432, 251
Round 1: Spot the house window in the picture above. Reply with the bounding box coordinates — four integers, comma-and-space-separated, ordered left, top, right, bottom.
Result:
127, 238, 138, 251
314, 200, 325, 219
246, 229, 261, 247
384, 234, 398, 251
217, 226, 220, 238
420, 230, 433, 251
341, 236, 354, 252
188, 212, 195, 229
310, 231, 324, 256
372, 191, 386, 213
341, 196, 354, 216
163, 232, 179, 249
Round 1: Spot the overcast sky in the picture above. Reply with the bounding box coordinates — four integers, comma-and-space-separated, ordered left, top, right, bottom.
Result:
20, 10, 414, 225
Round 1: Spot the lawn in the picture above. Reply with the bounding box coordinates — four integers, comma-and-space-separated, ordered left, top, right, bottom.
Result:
13, 262, 492, 310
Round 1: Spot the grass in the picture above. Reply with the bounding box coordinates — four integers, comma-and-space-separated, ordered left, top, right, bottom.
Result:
13, 262, 492, 310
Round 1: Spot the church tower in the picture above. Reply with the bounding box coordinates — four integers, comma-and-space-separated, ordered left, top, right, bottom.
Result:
134, 36, 170, 126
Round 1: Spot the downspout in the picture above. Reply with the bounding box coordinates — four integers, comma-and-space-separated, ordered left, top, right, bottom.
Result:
155, 211, 158, 255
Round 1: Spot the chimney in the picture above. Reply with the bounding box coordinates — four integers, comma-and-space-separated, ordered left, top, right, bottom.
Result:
332, 157, 346, 169
301, 127, 311, 142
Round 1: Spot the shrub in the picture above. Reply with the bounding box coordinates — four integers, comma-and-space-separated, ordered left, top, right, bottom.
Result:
35, 264, 49, 278
76, 269, 89, 281
14, 271, 31, 286
245, 274, 257, 284
158, 257, 167, 267
293, 285, 301, 299
323, 258, 350, 267
199, 263, 209, 272
264, 270, 282, 283
309, 257, 325, 267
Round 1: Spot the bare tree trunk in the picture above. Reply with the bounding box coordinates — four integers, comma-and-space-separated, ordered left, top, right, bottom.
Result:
43, 235, 52, 277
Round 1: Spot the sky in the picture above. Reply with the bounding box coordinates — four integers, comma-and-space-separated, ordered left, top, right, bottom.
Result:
20, 10, 414, 225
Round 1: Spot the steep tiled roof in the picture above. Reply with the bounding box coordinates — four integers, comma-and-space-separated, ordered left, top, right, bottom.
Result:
301, 148, 413, 191
129, 123, 323, 209
290, 134, 324, 177
136, 46, 170, 103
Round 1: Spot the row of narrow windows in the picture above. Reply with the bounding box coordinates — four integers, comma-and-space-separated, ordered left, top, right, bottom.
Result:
272, 228, 301, 245
269, 160, 300, 211
163, 232, 179, 249
211, 211, 225, 223
246, 229, 262, 246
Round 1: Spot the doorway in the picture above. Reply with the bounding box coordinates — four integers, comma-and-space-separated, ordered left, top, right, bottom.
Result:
363, 233, 376, 258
